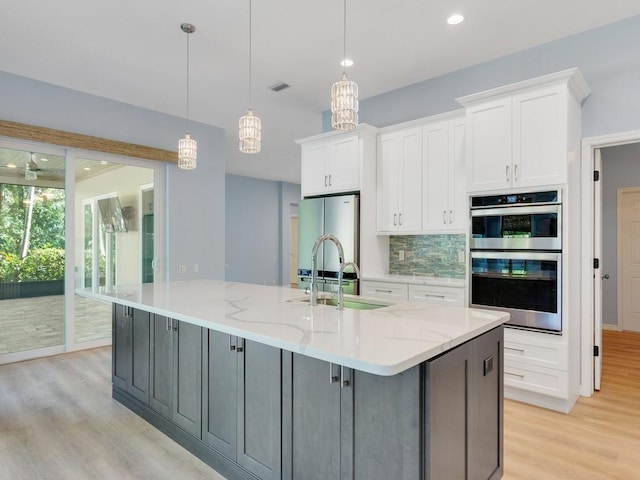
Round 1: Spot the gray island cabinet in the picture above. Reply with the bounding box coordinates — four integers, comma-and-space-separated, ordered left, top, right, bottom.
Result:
90, 280, 507, 480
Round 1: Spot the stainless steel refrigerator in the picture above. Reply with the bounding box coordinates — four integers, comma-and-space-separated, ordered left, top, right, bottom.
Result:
297, 194, 359, 294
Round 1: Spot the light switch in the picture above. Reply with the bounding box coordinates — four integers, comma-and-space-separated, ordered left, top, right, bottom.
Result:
399, 250, 405, 261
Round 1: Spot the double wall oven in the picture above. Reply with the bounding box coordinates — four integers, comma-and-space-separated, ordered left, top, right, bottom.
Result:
470, 191, 562, 333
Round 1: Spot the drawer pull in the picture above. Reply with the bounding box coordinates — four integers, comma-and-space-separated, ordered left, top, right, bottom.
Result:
375, 289, 393, 294
505, 371, 525, 379
424, 294, 446, 299
505, 347, 525, 353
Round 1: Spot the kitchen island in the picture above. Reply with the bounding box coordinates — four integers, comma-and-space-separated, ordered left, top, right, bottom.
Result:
80, 280, 508, 480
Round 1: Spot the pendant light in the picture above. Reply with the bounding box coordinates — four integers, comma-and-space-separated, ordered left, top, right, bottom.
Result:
331, 0, 358, 131
178, 23, 197, 170
239, 0, 262, 154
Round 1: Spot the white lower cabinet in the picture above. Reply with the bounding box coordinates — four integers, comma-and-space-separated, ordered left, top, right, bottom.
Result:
408, 284, 465, 307
361, 279, 466, 307
360, 280, 408, 301
503, 328, 569, 401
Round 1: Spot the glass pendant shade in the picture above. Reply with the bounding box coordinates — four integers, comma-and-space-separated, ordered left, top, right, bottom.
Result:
178, 132, 197, 169
331, 72, 359, 130
239, 109, 262, 154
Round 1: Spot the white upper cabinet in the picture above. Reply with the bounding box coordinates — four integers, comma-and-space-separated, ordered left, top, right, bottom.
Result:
377, 127, 422, 233
377, 113, 467, 235
300, 134, 359, 197
458, 68, 590, 194
422, 117, 468, 232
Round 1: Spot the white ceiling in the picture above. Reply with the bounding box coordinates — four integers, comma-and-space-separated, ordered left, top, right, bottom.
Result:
2, 1, 640, 184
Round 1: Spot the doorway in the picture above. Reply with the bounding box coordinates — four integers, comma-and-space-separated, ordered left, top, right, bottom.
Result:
582, 131, 640, 395
290, 216, 298, 288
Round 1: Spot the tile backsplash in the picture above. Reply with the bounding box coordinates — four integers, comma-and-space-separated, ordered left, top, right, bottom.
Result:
389, 234, 466, 278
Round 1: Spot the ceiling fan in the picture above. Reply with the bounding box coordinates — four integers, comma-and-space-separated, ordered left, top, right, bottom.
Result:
0, 152, 64, 180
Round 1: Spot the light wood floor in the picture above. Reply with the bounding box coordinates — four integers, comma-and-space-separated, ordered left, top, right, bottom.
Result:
503, 330, 640, 480
0, 331, 638, 479
0, 347, 223, 480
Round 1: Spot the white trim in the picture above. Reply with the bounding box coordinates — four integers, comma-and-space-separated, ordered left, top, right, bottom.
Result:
580, 129, 640, 397
601, 323, 620, 331
0, 345, 65, 366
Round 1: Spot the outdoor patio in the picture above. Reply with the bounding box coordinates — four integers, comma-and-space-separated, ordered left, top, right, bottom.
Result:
0, 294, 111, 356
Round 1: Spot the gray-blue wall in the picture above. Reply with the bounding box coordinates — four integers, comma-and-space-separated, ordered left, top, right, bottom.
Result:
225, 174, 300, 285
601, 144, 640, 327
0, 70, 226, 280
323, 15, 640, 137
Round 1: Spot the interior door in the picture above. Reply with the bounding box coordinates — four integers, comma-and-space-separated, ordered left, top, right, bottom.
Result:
619, 187, 640, 332
594, 149, 603, 391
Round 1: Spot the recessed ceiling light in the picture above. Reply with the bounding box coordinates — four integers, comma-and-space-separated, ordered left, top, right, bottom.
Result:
341, 58, 354, 67
7, 163, 17, 168
447, 14, 464, 25
40, 158, 48, 162
100, 160, 108, 165
84, 167, 91, 171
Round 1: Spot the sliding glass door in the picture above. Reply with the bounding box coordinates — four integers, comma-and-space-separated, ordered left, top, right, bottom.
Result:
0, 139, 165, 364
0, 144, 66, 358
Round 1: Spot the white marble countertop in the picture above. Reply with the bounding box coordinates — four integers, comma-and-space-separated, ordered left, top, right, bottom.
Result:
79, 280, 506, 376
361, 274, 466, 288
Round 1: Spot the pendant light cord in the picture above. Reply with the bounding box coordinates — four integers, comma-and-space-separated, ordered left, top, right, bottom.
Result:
186, 30, 191, 132
249, 0, 253, 108
343, 0, 347, 75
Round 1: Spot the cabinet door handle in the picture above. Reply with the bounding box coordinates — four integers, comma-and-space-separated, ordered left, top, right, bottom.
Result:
328, 174, 332, 186
505, 346, 525, 353
398, 213, 402, 226
393, 213, 397, 226
324, 175, 328, 187
172, 319, 178, 332
374, 289, 393, 294
229, 335, 236, 351
443, 210, 446, 224
236, 338, 245, 353
514, 164, 518, 181
329, 362, 339, 384
506, 165, 510, 182
424, 293, 446, 299
505, 371, 525, 379
340, 366, 350, 388
166, 317, 172, 331
449, 210, 453, 224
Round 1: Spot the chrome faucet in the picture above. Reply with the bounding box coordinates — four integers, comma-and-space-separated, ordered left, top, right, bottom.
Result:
310, 234, 344, 306
338, 261, 360, 310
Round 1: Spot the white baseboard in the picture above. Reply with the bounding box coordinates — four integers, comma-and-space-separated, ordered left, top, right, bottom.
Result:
601, 323, 620, 331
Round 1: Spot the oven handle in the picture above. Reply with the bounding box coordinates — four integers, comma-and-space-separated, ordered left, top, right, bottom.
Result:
470, 204, 560, 217
470, 251, 561, 262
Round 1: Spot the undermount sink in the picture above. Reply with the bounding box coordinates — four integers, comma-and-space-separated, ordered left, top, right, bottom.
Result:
290, 295, 391, 310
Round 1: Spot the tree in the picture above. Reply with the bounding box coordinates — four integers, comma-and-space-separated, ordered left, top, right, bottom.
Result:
0, 183, 65, 282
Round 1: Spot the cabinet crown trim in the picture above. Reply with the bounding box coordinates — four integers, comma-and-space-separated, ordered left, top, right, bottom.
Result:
456, 67, 590, 107
295, 123, 377, 145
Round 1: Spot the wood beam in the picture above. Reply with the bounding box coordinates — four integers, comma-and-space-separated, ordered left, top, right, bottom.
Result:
0, 119, 178, 164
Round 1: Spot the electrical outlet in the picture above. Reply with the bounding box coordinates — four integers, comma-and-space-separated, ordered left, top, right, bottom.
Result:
399, 250, 405, 261
193, 264, 199, 273
458, 251, 465, 263
178, 264, 187, 274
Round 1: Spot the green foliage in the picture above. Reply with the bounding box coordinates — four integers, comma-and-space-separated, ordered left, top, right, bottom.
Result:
17, 248, 65, 281
0, 251, 19, 282
0, 248, 65, 282
0, 184, 65, 255
0, 183, 66, 283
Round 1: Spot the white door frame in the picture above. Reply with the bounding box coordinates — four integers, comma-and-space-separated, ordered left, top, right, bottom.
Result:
593, 148, 603, 391
580, 129, 640, 396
